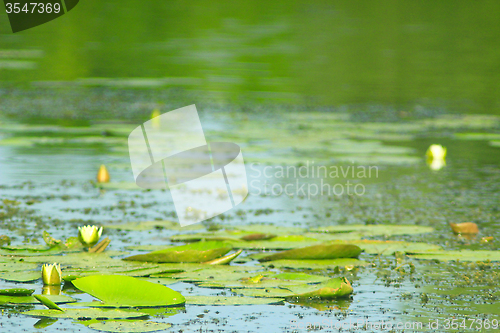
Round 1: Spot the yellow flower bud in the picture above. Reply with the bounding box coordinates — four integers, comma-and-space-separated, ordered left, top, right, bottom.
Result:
97, 164, 110, 183
78, 225, 103, 247
42, 263, 62, 286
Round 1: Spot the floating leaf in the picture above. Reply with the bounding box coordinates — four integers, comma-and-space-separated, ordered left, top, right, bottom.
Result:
261, 258, 368, 269
88, 320, 171, 333
259, 244, 362, 262
310, 224, 433, 236
24, 308, 148, 320
449, 222, 479, 235
185, 296, 284, 305
284, 277, 353, 299
0, 270, 40, 282
323, 240, 442, 255
0, 294, 75, 304
240, 233, 276, 241
72, 275, 185, 307
43, 231, 61, 247
0, 288, 34, 296
409, 250, 500, 262
33, 318, 58, 329
34, 294, 63, 311
203, 250, 242, 265
123, 241, 232, 263
89, 237, 111, 253
270, 272, 330, 283
234, 277, 353, 299
168, 265, 263, 282
105, 220, 202, 231
233, 288, 295, 298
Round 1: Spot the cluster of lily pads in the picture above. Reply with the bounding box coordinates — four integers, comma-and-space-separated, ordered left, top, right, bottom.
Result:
2, 218, 499, 332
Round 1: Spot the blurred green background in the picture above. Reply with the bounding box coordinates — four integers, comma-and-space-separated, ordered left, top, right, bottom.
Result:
1, 0, 500, 118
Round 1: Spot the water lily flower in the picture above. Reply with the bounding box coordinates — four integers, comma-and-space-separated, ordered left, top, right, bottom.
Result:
151, 108, 161, 128
426, 144, 447, 160
78, 225, 103, 248
426, 144, 447, 170
42, 263, 62, 285
97, 164, 110, 183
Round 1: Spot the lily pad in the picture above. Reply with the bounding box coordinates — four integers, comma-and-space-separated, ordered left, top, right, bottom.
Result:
0, 288, 35, 296
234, 277, 353, 299
72, 275, 185, 307
310, 224, 433, 236
105, 220, 202, 231
0, 270, 40, 282
285, 277, 353, 299
323, 240, 442, 255
123, 241, 232, 263
88, 320, 172, 333
0, 294, 75, 304
408, 250, 500, 262
168, 265, 262, 282
262, 258, 368, 269
34, 294, 63, 311
258, 243, 362, 262
24, 308, 149, 320
203, 249, 243, 265
184, 296, 284, 305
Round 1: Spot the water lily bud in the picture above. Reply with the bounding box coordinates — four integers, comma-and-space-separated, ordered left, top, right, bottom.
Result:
97, 164, 110, 183
42, 263, 62, 285
78, 225, 103, 247
151, 108, 161, 128
426, 144, 447, 160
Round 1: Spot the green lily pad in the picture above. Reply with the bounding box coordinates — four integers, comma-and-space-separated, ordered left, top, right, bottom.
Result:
262, 258, 368, 269
184, 296, 284, 305
270, 272, 330, 283
0, 270, 40, 282
258, 243, 362, 262
0, 262, 39, 271
234, 277, 353, 299
88, 320, 171, 333
33, 318, 58, 329
123, 241, 232, 263
203, 249, 243, 264
227, 241, 322, 250
323, 240, 442, 255
310, 224, 434, 236
0, 294, 75, 304
285, 277, 353, 299
24, 308, 149, 320
168, 265, 263, 282
72, 275, 185, 307
454, 133, 500, 140
233, 288, 296, 298
408, 250, 500, 262
105, 220, 202, 231
34, 294, 63, 311
0, 288, 35, 296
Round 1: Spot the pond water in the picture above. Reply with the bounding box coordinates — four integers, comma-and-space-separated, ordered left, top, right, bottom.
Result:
1, 1, 500, 332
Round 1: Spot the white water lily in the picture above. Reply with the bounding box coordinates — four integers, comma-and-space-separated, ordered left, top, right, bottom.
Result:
78, 225, 103, 247
426, 144, 447, 160
42, 263, 62, 285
